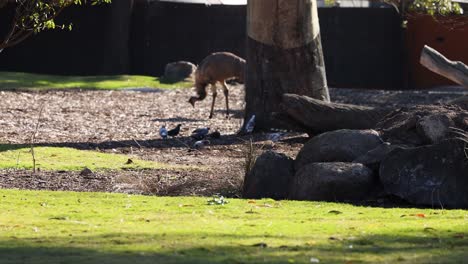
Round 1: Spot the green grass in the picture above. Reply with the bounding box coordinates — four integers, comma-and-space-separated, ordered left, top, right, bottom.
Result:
0, 71, 193, 90
0, 145, 193, 171
0, 189, 467, 264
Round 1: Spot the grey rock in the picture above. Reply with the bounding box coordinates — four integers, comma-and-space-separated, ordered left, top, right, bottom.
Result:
290, 162, 375, 202
416, 114, 454, 144
353, 142, 404, 171
295, 129, 382, 171
79, 167, 93, 177
376, 105, 468, 146
380, 139, 468, 208
243, 151, 295, 199
163, 61, 196, 83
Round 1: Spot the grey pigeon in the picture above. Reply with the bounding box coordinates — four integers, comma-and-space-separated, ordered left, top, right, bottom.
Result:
191, 127, 210, 140
159, 125, 168, 139
193, 140, 210, 149
244, 115, 255, 134
267, 132, 285, 142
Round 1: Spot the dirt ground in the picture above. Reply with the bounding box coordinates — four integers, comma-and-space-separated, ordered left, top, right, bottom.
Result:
0, 85, 466, 197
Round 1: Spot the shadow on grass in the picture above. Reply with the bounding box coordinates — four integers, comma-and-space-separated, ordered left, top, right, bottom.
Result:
0, 232, 467, 264
0, 144, 28, 152
159, 76, 191, 84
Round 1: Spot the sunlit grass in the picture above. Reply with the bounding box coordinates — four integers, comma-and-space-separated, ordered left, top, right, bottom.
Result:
0, 189, 467, 264
0, 145, 195, 171
0, 71, 193, 90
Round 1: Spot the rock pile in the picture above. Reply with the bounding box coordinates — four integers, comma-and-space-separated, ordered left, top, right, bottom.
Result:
243, 104, 468, 208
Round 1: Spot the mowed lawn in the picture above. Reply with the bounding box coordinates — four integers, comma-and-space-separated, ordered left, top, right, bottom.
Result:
1, 71, 467, 264
0, 71, 193, 90
0, 189, 467, 264
0, 145, 198, 171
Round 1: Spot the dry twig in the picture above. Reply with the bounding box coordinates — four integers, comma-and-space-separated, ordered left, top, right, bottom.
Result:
30, 105, 44, 173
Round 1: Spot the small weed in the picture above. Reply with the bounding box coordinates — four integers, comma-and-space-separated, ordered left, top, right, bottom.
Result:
450, 127, 468, 159
207, 194, 229, 205
243, 139, 260, 177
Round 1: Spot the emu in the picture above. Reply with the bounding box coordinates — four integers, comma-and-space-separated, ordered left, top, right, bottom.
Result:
188, 52, 245, 119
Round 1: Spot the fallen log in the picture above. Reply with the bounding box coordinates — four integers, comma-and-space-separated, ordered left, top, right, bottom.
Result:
281, 93, 394, 134
420, 45, 468, 87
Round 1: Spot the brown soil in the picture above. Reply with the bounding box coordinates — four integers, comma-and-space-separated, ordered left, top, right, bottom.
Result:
0, 85, 465, 197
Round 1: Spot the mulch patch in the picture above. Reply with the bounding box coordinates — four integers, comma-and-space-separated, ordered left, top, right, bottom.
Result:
0, 86, 465, 196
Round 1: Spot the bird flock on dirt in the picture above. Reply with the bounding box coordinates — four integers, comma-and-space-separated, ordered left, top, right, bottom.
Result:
158, 115, 290, 150
159, 115, 256, 150
159, 124, 223, 150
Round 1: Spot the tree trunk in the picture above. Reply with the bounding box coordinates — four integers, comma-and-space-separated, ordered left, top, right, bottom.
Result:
244, 0, 330, 132
280, 94, 394, 134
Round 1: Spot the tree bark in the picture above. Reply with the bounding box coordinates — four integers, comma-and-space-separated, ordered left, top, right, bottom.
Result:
244, 0, 330, 132
280, 94, 394, 134
420, 45, 468, 88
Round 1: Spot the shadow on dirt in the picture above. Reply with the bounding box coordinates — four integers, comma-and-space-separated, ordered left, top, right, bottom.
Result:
151, 117, 204, 123
213, 109, 244, 119
0, 133, 309, 152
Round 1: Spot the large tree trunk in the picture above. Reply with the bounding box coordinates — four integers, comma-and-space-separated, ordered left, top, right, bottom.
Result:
244, 0, 330, 132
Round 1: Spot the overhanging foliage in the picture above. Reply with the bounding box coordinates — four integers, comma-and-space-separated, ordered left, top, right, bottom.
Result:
0, 0, 111, 50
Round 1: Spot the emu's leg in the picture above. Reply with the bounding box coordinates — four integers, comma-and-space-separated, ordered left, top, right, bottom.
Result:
209, 84, 217, 119
222, 81, 230, 118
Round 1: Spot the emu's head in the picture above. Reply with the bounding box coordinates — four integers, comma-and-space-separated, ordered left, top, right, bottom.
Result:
188, 96, 197, 107
188, 82, 208, 107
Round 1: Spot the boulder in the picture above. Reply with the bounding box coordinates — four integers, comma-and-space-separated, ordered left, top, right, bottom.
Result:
295, 129, 382, 170
290, 162, 375, 202
449, 95, 468, 111
243, 151, 295, 199
163, 61, 196, 83
353, 142, 405, 171
416, 114, 454, 144
376, 105, 468, 146
380, 139, 468, 208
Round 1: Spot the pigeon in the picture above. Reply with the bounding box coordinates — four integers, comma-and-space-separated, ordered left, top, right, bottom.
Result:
191, 127, 210, 140
208, 130, 221, 139
244, 115, 255, 134
193, 140, 210, 149
159, 125, 168, 139
267, 132, 284, 142
167, 124, 182, 137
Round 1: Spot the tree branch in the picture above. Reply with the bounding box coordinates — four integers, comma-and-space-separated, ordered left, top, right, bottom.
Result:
0, 0, 109, 50
420, 45, 468, 88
